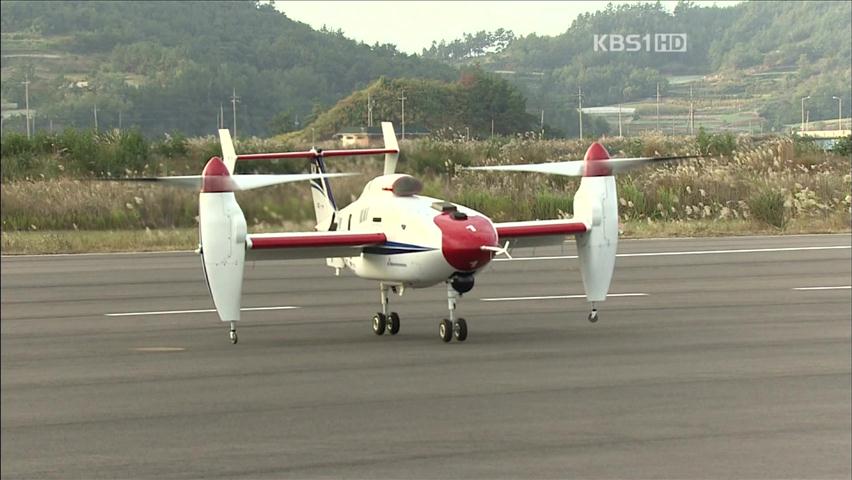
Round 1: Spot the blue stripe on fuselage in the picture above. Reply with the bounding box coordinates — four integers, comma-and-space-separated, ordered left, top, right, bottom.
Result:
363, 241, 435, 255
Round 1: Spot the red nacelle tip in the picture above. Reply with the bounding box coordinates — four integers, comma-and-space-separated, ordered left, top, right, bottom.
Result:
583, 142, 612, 177
583, 142, 610, 161
201, 156, 233, 192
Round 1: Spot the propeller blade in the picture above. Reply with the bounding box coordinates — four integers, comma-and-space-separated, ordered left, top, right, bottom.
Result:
465, 155, 701, 177
103, 172, 357, 191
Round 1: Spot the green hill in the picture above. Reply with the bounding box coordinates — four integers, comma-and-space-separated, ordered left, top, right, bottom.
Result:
0, 0, 455, 137
282, 69, 609, 143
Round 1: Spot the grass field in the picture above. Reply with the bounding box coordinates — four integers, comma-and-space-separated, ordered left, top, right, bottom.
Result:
2, 133, 849, 254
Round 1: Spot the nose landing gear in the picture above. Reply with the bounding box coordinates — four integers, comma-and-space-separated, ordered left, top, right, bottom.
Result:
440, 278, 470, 343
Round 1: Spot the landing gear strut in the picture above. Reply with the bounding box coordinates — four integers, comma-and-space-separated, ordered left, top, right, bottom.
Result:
588, 303, 599, 323
440, 280, 469, 343
229, 321, 238, 344
373, 283, 401, 336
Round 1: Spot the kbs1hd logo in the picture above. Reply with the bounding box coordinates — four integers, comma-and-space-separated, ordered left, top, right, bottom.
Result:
593, 34, 687, 53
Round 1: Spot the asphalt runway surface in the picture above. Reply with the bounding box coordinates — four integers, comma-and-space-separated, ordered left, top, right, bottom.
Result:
2, 234, 850, 479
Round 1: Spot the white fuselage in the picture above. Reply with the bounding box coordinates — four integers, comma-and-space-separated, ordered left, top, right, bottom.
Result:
333, 175, 497, 288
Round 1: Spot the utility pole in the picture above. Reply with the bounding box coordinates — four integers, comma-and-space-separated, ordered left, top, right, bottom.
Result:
577, 87, 583, 139
22, 74, 31, 139
656, 82, 661, 131
540, 109, 545, 139
230, 88, 240, 140
399, 90, 406, 139
491, 117, 495, 138
367, 92, 374, 127
832, 96, 842, 131
800, 96, 810, 132
689, 85, 695, 135
219, 103, 224, 129
93, 103, 98, 132
618, 103, 623, 137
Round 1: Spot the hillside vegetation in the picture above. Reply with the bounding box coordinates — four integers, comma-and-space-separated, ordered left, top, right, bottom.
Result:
281, 69, 610, 143
0, 0, 454, 137
428, 1, 851, 132
2, 1, 850, 140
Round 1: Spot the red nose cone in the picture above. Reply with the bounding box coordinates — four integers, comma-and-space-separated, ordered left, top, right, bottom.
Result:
434, 212, 497, 272
201, 156, 234, 192
583, 142, 612, 177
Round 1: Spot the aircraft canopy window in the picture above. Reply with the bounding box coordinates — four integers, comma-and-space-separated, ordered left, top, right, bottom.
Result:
390, 176, 423, 196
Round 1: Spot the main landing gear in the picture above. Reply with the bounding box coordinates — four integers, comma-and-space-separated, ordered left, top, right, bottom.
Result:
372, 283, 401, 336
440, 279, 469, 343
588, 303, 599, 323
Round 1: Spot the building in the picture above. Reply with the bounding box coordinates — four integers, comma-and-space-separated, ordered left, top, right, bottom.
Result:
334, 126, 384, 147
796, 129, 852, 150
334, 125, 431, 147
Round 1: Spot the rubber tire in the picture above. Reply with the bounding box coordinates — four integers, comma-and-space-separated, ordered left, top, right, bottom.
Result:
588, 311, 598, 323
439, 319, 453, 343
388, 312, 400, 335
453, 318, 468, 342
229, 331, 238, 344
372, 313, 387, 335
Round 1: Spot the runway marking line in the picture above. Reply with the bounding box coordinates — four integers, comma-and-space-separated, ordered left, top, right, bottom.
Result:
481, 293, 648, 302
133, 347, 186, 352
106, 305, 300, 317
494, 245, 851, 262
793, 286, 851, 291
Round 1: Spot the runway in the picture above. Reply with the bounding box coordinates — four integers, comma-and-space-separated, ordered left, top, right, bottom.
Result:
2, 234, 850, 479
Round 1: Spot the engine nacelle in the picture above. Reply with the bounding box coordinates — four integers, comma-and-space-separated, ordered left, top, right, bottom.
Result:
573, 176, 618, 302
199, 190, 246, 322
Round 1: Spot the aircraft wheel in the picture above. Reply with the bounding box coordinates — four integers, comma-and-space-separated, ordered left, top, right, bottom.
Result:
453, 318, 468, 342
439, 319, 453, 343
388, 312, 400, 335
372, 313, 387, 335
588, 310, 598, 323
229, 330, 238, 344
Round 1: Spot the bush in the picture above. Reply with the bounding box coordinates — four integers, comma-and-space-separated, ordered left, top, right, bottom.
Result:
748, 187, 787, 228
832, 135, 852, 157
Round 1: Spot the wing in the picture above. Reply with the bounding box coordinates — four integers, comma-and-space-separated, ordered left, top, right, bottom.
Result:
245, 231, 387, 261
494, 219, 588, 249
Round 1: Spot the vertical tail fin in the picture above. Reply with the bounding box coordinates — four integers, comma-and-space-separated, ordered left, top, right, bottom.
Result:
381, 122, 399, 175
309, 154, 338, 231
218, 129, 237, 174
